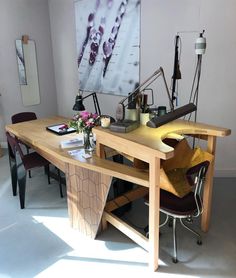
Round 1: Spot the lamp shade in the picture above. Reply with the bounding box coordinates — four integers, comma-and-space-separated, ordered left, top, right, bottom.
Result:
195, 34, 206, 55
73, 94, 85, 111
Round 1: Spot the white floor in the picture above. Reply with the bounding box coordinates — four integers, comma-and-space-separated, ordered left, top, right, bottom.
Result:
0, 149, 236, 278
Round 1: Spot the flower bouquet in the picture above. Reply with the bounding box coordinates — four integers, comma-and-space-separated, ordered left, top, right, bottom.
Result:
69, 111, 99, 151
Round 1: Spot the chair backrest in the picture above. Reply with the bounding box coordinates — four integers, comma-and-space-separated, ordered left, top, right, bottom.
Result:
6, 132, 25, 161
186, 160, 210, 216
11, 112, 37, 124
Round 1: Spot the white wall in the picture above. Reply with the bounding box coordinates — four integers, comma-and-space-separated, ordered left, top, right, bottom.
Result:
0, 0, 57, 145
49, 0, 235, 176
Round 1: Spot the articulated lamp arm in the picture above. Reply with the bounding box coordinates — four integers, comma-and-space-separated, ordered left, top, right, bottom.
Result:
116, 67, 174, 121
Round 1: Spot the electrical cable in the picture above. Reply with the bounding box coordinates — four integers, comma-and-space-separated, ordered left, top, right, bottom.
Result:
193, 55, 202, 123
185, 55, 202, 121
186, 55, 202, 148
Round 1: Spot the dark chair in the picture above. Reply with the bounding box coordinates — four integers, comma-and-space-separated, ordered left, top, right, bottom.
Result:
11, 112, 37, 124
10, 112, 64, 198
6, 131, 52, 208
11, 112, 37, 178
145, 160, 210, 263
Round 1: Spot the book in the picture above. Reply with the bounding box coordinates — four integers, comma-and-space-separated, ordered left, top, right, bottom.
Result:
109, 120, 139, 133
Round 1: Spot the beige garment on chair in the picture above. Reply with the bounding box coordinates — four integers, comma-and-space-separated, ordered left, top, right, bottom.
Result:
133, 138, 214, 198
161, 138, 214, 197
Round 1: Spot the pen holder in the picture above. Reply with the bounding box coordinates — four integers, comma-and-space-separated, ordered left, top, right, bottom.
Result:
126, 109, 139, 121
140, 113, 150, 125
158, 106, 167, 116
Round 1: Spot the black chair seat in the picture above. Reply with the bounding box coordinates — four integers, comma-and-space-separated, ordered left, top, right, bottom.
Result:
23, 152, 49, 171
160, 189, 200, 215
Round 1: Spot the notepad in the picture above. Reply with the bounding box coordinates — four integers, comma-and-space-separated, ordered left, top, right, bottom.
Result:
68, 149, 92, 159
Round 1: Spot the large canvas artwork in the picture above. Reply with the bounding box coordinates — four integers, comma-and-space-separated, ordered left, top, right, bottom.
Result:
74, 0, 140, 96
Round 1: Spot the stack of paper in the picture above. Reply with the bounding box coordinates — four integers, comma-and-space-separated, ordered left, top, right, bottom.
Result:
60, 138, 83, 149
68, 149, 92, 159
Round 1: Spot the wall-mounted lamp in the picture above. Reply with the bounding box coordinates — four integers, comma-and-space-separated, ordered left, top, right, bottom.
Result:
171, 30, 206, 109
73, 90, 101, 115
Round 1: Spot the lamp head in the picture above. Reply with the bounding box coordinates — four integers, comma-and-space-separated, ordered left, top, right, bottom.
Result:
195, 30, 206, 55
73, 94, 85, 111
116, 103, 125, 121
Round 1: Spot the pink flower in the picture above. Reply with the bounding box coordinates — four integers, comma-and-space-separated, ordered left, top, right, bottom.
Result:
80, 111, 90, 118
70, 110, 98, 133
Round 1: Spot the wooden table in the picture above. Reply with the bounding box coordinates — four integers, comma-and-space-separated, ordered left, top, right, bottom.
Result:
5, 116, 230, 271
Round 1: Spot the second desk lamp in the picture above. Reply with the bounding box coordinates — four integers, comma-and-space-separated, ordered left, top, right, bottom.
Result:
73, 90, 101, 116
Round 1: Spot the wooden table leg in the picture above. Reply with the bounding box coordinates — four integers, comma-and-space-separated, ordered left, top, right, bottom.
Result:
65, 163, 112, 238
201, 135, 216, 232
148, 157, 160, 271
96, 140, 108, 230
96, 139, 106, 159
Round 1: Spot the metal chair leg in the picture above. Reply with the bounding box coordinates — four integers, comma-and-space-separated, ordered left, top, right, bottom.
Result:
160, 214, 169, 228
180, 218, 202, 244
172, 217, 178, 263
144, 214, 169, 238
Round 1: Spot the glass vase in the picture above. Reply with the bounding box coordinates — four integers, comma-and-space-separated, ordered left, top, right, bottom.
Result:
83, 129, 94, 152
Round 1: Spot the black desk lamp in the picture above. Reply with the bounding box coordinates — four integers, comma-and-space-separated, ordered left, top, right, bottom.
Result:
116, 67, 174, 121
73, 90, 101, 115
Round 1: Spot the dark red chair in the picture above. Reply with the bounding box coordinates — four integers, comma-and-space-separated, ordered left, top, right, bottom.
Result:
6, 131, 52, 209
145, 161, 210, 263
11, 112, 37, 178
10, 112, 64, 198
11, 112, 37, 124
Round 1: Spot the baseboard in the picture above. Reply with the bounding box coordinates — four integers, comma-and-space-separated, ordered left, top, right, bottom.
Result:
0, 141, 7, 148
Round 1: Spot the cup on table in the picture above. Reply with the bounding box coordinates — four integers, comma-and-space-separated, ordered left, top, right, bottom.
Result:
140, 113, 150, 125
100, 117, 111, 128
158, 106, 167, 116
